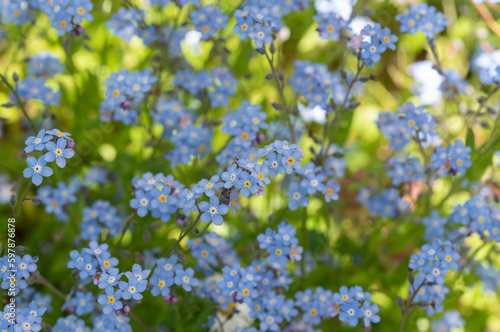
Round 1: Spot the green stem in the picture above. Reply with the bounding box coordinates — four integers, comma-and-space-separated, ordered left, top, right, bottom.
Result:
14, 179, 32, 218
398, 279, 426, 332
320, 60, 364, 162
301, 206, 308, 276
0, 162, 18, 173
0, 73, 37, 132
263, 47, 296, 143
165, 211, 202, 255
428, 40, 460, 97
115, 212, 137, 248
199, 220, 213, 237
35, 274, 66, 300
415, 132, 433, 210
129, 311, 153, 332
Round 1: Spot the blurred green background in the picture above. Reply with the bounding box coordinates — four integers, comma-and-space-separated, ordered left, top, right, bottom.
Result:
1, 0, 500, 331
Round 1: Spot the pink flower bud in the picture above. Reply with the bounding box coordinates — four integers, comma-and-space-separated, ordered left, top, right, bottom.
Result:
67, 140, 75, 149
124, 305, 130, 313
256, 186, 265, 197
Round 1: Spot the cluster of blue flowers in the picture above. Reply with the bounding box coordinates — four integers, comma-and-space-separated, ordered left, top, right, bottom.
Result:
473, 50, 500, 86
64, 241, 150, 329
358, 24, 398, 67
431, 310, 465, 332
188, 232, 239, 273
28, 52, 64, 78
289, 60, 347, 110
232, 6, 282, 48
447, 196, 500, 242
173, 67, 238, 107
287, 156, 342, 211
217, 101, 268, 164
191, 5, 228, 40
0, 254, 38, 296
315, 12, 350, 42
13, 57, 63, 108
358, 187, 409, 218
131, 139, 305, 225
106, 7, 186, 52
4, 0, 500, 330
62, 239, 210, 330
46, 0, 94, 36
0, 300, 47, 332
187, 222, 380, 330
80, 200, 123, 241
4, 0, 94, 36
396, 3, 450, 40
100, 69, 157, 125
386, 155, 426, 186
14, 77, 60, 107
23, 129, 75, 186
130, 172, 181, 221
37, 176, 81, 222
377, 102, 437, 151
165, 124, 213, 167
430, 140, 472, 176
407, 241, 460, 316
363, 100, 473, 218
149, 255, 200, 299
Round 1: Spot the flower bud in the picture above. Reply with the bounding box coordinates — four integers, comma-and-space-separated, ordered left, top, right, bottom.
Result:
31, 197, 43, 205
